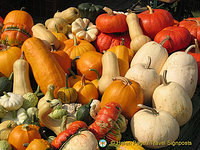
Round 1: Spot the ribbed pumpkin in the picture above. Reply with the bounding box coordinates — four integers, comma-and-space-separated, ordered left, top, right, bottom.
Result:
100, 76, 143, 119
0, 45, 21, 77
21, 37, 66, 97
76, 51, 103, 81
26, 139, 50, 150
73, 74, 99, 105
63, 36, 96, 59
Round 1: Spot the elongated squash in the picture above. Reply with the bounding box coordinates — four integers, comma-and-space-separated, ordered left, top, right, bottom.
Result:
21, 37, 66, 97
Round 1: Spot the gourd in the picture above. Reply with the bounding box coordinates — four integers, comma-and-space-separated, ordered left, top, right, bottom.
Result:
125, 56, 160, 105
22, 37, 66, 97
131, 104, 180, 149
71, 18, 98, 42
98, 51, 120, 95
0, 140, 12, 150
130, 38, 169, 74
26, 139, 50, 150
89, 99, 101, 119
32, 23, 60, 50
159, 45, 198, 98
13, 52, 33, 96
152, 70, 193, 126
0, 120, 17, 140
126, 12, 151, 53
0, 72, 13, 96
100, 77, 143, 119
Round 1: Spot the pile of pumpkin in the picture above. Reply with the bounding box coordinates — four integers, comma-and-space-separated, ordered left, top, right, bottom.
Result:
0, 2, 199, 150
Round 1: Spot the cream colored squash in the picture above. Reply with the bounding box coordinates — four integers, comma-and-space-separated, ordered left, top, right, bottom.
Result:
125, 56, 160, 105
159, 45, 198, 98
98, 51, 120, 95
130, 39, 169, 74
152, 70, 193, 126
131, 104, 180, 149
72, 18, 98, 42
32, 23, 60, 50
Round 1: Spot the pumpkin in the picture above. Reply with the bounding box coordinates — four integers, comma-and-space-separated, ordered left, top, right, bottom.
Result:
68, 68, 82, 87
96, 7, 128, 33
73, 74, 99, 105
0, 120, 17, 140
0, 72, 13, 96
95, 31, 131, 53
179, 17, 200, 44
0, 45, 21, 77
152, 70, 193, 126
100, 76, 143, 119
22, 37, 66, 97
125, 56, 160, 106
76, 51, 103, 81
154, 26, 192, 53
1, 22, 32, 46
89, 69, 100, 88
138, 5, 174, 39
8, 124, 41, 150
126, 12, 151, 53
26, 139, 50, 150
72, 18, 98, 42
57, 73, 77, 104
160, 45, 198, 98
78, 3, 104, 23
130, 38, 168, 74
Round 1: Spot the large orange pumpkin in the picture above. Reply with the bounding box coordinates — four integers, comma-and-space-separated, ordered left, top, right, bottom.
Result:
100, 76, 143, 119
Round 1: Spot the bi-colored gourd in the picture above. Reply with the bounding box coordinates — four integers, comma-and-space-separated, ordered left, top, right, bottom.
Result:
160, 45, 198, 98
131, 104, 180, 149
0, 120, 17, 140
126, 12, 151, 53
152, 70, 193, 126
98, 51, 120, 95
13, 52, 33, 96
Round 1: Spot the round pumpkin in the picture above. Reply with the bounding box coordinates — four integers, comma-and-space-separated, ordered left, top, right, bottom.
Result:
26, 139, 50, 150
100, 76, 143, 119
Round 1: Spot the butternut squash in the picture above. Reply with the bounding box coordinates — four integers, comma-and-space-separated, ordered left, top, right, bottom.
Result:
13, 52, 33, 96
98, 51, 120, 95
126, 12, 151, 53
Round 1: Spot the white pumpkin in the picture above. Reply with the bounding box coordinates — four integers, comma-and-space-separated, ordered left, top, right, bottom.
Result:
153, 70, 193, 126
131, 104, 180, 149
130, 40, 168, 73
159, 45, 198, 98
125, 56, 160, 105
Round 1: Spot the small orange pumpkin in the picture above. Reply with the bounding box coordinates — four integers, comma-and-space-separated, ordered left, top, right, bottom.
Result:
26, 139, 50, 150
68, 68, 82, 87
100, 76, 143, 119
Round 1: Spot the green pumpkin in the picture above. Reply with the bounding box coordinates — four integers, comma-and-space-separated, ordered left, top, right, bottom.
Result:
0, 72, 13, 96
78, 3, 104, 23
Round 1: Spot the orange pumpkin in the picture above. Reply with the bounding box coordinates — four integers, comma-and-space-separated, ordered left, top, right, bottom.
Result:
68, 68, 82, 87
0, 45, 21, 77
76, 51, 103, 81
100, 76, 143, 119
8, 124, 41, 150
73, 74, 99, 104
63, 36, 96, 59
26, 139, 50, 150
22, 37, 66, 97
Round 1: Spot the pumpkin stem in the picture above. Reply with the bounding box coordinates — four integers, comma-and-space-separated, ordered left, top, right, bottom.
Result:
20, 7, 26, 11
34, 85, 40, 95
89, 69, 100, 80
74, 36, 78, 46
55, 24, 58, 33
137, 104, 159, 115
60, 115, 67, 132
103, 7, 115, 16
87, 98, 93, 108
23, 143, 29, 147
147, 5, 153, 14
144, 56, 151, 69
3, 91, 9, 97
68, 68, 77, 79
65, 73, 69, 88
8, 72, 13, 81
121, 38, 125, 46
20, 51, 24, 59
81, 74, 86, 86
185, 45, 196, 53
22, 124, 29, 131
160, 36, 170, 46
194, 39, 200, 53
112, 76, 132, 85
162, 70, 168, 86
7, 122, 12, 128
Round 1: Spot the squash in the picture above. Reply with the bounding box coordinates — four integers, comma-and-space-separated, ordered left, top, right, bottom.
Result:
0, 45, 21, 77
32, 23, 60, 50
130, 38, 169, 74
26, 139, 50, 150
159, 45, 198, 98
0, 72, 13, 96
125, 56, 160, 105
126, 12, 151, 53
54, 7, 80, 24
72, 18, 98, 42
100, 77, 143, 119
98, 51, 120, 95
0, 120, 17, 140
22, 37, 66, 97
8, 124, 41, 150
73, 75, 99, 105
0, 140, 12, 150
131, 104, 180, 149
13, 52, 33, 96
152, 70, 192, 126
